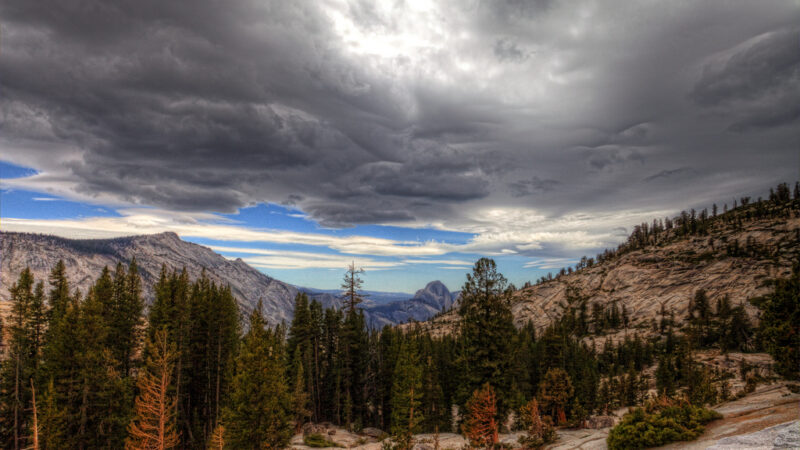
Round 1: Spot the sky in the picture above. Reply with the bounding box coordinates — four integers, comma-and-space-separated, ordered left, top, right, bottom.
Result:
1, 0, 798, 292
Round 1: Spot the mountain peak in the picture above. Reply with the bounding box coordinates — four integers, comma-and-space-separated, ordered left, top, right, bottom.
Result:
425, 280, 446, 288
412, 280, 455, 310
420, 280, 449, 296
153, 231, 181, 240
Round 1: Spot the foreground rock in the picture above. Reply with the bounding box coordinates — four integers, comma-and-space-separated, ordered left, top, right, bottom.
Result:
659, 383, 800, 449
706, 420, 799, 450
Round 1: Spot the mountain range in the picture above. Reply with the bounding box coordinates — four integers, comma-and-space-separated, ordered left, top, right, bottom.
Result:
0, 231, 457, 327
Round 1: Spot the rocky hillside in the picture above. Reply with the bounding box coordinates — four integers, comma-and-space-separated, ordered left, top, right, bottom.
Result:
0, 231, 299, 324
415, 207, 800, 337
0, 231, 457, 327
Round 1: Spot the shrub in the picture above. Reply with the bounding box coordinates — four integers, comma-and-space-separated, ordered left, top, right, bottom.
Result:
606, 397, 722, 450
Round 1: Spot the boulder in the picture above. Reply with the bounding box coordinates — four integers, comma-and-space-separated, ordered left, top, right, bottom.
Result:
361, 427, 385, 439
585, 415, 617, 429
301, 422, 327, 436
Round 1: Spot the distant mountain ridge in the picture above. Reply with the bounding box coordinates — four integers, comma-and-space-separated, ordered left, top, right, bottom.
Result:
299, 287, 414, 308
0, 231, 297, 324
359, 280, 460, 329
0, 231, 456, 327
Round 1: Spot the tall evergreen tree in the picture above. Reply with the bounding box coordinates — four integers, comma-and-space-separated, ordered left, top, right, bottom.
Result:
111, 259, 144, 377
46, 260, 70, 325
456, 258, 519, 414
341, 262, 365, 312
390, 339, 424, 449
751, 264, 800, 379
537, 368, 573, 425
0, 268, 39, 449
78, 274, 134, 448
290, 351, 312, 434
224, 302, 292, 449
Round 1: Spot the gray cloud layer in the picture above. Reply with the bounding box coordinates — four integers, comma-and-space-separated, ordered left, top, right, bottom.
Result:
1, 0, 798, 240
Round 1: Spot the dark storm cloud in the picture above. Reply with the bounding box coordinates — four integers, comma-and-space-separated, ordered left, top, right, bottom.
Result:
509, 176, 559, 197
691, 27, 800, 133
1, 0, 798, 237
493, 39, 529, 62
643, 168, 695, 183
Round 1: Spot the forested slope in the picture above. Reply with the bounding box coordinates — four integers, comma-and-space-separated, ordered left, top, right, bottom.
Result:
415, 184, 800, 338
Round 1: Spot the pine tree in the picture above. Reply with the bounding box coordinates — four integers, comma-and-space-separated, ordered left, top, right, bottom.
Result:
288, 293, 311, 362
421, 350, 447, 433
622, 366, 638, 406
224, 301, 292, 449
456, 258, 519, 414
30, 282, 47, 375
307, 300, 325, 422
125, 330, 180, 450
80, 274, 133, 448
46, 260, 70, 324
291, 351, 312, 434
340, 308, 368, 429
321, 308, 343, 423
341, 262, 365, 312
390, 339, 424, 450
463, 384, 499, 449
288, 293, 316, 425
39, 292, 82, 449
111, 259, 144, 377
537, 368, 573, 425
0, 268, 39, 449
752, 264, 800, 379
211, 284, 240, 426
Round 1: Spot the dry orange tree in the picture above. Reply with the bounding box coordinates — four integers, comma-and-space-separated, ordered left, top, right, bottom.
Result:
207, 423, 225, 450
125, 330, 180, 450
30, 379, 39, 450
518, 398, 555, 449
464, 383, 499, 449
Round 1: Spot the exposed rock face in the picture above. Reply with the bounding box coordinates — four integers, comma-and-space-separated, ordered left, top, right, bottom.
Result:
0, 231, 299, 324
585, 415, 617, 430
414, 216, 800, 337
0, 231, 458, 328
707, 420, 800, 450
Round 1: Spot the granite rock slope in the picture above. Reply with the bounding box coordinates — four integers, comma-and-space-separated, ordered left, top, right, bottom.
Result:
412, 214, 800, 337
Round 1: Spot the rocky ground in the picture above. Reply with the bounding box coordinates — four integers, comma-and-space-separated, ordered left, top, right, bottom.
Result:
287, 383, 799, 450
